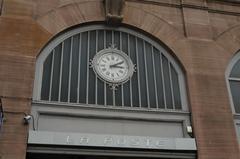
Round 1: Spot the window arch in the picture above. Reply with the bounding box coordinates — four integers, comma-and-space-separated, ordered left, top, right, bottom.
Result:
33, 25, 188, 111
226, 50, 240, 140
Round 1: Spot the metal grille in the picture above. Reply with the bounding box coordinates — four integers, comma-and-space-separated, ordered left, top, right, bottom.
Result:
38, 27, 184, 110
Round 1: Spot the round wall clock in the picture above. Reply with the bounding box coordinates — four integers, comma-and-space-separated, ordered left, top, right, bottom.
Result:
91, 44, 135, 89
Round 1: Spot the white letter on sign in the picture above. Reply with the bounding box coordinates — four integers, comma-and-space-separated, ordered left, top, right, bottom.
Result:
79, 137, 89, 145
104, 137, 113, 145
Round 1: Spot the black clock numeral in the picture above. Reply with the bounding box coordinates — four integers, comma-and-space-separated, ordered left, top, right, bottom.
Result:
106, 71, 110, 76
119, 70, 124, 74
102, 68, 106, 72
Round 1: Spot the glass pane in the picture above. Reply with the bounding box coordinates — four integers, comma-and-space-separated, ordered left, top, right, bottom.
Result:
106, 30, 113, 105
230, 81, 240, 113
137, 38, 147, 107
97, 30, 105, 105
123, 81, 131, 107
79, 32, 88, 103
88, 31, 96, 104
70, 35, 80, 103
162, 54, 173, 109
154, 50, 164, 108
106, 88, 113, 105
122, 32, 130, 106
98, 30, 104, 51
114, 31, 120, 50
106, 30, 112, 48
60, 38, 71, 102
114, 31, 122, 106
230, 59, 240, 78
129, 35, 139, 107
115, 84, 122, 106
41, 53, 53, 100
145, 42, 156, 108
51, 44, 62, 101
171, 64, 182, 109
97, 78, 105, 105
122, 32, 128, 54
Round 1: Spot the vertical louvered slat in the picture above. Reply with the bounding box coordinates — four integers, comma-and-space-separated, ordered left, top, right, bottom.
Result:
77, 33, 82, 103
49, 50, 55, 101
67, 37, 73, 102
128, 34, 133, 107
58, 42, 64, 102
114, 31, 122, 106
168, 61, 175, 109
41, 53, 52, 100
104, 30, 107, 106
135, 37, 142, 108
129, 35, 139, 107
120, 32, 124, 107
160, 53, 167, 109
86, 31, 90, 104
97, 30, 105, 105
95, 30, 98, 105
143, 41, 150, 108
171, 64, 182, 109
112, 30, 116, 106
151, 46, 159, 109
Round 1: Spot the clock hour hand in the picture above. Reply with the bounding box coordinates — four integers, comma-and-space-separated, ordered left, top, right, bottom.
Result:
111, 65, 124, 69
109, 61, 124, 68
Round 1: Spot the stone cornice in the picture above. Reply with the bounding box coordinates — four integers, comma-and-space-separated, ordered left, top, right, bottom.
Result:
127, 0, 240, 16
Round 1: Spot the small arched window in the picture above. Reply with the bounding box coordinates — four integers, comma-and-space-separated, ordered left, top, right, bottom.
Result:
226, 51, 240, 140
33, 25, 188, 111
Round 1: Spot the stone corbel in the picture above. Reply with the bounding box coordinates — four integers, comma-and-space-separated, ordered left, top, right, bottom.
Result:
104, 0, 125, 26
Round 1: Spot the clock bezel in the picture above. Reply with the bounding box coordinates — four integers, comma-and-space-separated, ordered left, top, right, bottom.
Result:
91, 46, 135, 86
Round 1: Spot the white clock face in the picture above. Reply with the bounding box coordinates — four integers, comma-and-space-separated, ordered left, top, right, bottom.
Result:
92, 47, 134, 84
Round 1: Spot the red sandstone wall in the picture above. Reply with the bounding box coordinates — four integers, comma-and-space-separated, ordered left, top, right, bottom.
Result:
0, 0, 240, 159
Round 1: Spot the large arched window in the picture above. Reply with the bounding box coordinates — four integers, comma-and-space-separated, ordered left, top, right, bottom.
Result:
33, 25, 188, 111
227, 51, 240, 140
29, 25, 195, 156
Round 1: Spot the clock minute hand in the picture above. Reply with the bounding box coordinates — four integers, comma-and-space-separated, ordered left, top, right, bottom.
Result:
110, 61, 124, 68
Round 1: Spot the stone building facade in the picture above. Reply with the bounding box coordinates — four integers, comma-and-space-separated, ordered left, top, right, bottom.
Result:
0, 0, 240, 159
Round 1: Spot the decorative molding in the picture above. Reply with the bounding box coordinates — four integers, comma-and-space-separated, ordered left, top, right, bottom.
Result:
104, 0, 125, 26
27, 146, 197, 158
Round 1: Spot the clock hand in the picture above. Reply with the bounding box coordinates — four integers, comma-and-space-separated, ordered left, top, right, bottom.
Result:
109, 61, 124, 68
111, 65, 124, 69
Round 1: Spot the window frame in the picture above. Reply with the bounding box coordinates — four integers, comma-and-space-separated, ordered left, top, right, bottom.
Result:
226, 50, 240, 141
